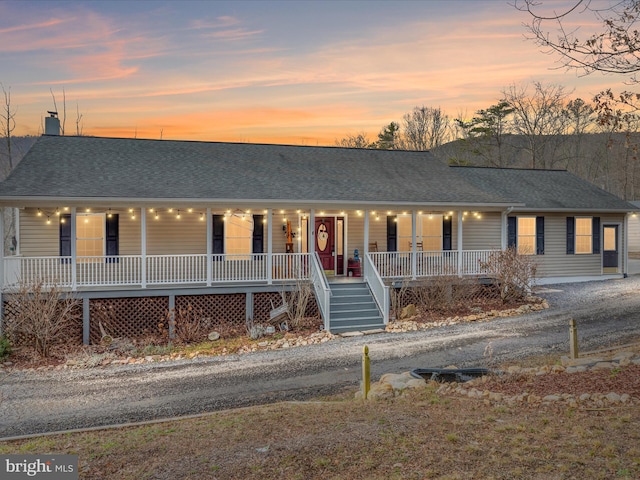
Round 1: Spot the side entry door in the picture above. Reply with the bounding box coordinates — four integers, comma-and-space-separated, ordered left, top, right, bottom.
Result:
603, 225, 618, 269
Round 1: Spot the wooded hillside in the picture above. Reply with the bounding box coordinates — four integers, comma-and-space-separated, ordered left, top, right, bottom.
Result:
434, 132, 640, 201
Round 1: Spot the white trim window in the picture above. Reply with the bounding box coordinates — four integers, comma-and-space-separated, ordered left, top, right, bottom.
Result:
225, 214, 254, 257
397, 214, 443, 251
575, 217, 593, 254
517, 216, 536, 255
76, 213, 105, 258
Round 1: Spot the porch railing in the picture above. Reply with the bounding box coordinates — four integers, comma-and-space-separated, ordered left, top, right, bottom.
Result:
2, 249, 499, 290
364, 253, 389, 325
369, 249, 497, 279
310, 252, 331, 331
2, 253, 311, 289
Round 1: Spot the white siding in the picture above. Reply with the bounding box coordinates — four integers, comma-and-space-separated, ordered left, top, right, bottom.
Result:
523, 213, 627, 278
629, 214, 640, 253
120, 210, 141, 255
146, 212, 206, 255
19, 208, 59, 256
461, 212, 502, 250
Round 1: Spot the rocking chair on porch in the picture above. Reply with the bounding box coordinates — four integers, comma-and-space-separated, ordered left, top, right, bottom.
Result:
368, 241, 379, 252
410, 241, 424, 251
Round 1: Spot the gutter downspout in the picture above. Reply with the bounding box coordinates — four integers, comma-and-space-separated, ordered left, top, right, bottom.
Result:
624, 212, 630, 278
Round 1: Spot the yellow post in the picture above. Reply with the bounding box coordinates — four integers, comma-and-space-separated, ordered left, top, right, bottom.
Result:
362, 345, 371, 399
569, 319, 579, 359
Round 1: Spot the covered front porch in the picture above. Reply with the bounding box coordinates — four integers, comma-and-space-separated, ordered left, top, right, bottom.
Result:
1, 204, 506, 290
0, 204, 507, 335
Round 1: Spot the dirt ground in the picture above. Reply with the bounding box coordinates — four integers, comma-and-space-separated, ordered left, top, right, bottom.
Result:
2, 345, 640, 480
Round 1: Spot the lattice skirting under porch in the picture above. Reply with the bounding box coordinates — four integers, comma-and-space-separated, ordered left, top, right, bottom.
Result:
2, 291, 320, 347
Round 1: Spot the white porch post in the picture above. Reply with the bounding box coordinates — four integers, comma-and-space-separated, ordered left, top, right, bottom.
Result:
71, 207, 77, 290
206, 207, 212, 286
308, 209, 315, 258
411, 210, 417, 279
267, 209, 273, 285
501, 210, 507, 250
141, 207, 147, 288
13, 207, 19, 255
457, 210, 463, 277
364, 210, 369, 276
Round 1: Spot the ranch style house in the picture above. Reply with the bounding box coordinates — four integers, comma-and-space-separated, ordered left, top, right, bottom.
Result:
0, 118, 635, 341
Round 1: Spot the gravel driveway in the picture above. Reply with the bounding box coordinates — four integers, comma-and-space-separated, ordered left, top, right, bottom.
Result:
1, 276, 640, 439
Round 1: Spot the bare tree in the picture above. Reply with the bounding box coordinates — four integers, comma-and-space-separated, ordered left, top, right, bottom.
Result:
515, 0, 640, 80
401, 106, 451, 150
50, 87, 67, 135
334, 132, 372, 149
502, 81, 571, 169
562, 97, 597, 175
0, 83, 16, 173
75, 102, 84, 136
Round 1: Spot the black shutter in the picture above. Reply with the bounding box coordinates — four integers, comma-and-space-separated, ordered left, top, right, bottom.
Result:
566, 217, 575, 254
106, 214, 119, 263
212, 215, 224, 255
386, 216, 397, 252
59, 214, 71, 263
252, 214, 264, 255
592, 217, 601, 254
442, 216, 452, 250
536, 216, 545, 255
507, 216, 517, 249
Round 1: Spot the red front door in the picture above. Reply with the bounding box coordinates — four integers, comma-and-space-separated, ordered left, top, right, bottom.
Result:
315, 217, 335, 271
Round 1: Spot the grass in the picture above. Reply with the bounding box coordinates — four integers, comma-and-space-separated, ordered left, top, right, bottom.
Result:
1, 381, 639, 479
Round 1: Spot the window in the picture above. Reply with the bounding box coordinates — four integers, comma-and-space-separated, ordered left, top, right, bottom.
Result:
212, 214, 263, 257
566, 216, 600, 255
508, 216, 544, 255
397, 214, 443, 251
517, 217, 536, 255
575, 217, 592, 254
59, 213, 119, 262
76, 214, 105, 258
225, 214, 253, 257
300, 217, 308, 253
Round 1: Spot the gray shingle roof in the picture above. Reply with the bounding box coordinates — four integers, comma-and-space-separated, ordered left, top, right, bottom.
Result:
0, 136, 633, 212
0, 136, 510, 206
453, 166, 635, 211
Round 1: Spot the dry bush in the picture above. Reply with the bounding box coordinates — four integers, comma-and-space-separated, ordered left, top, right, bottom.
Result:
281, 279, 313, 329
390, 279, 411, 320
92, 302, 119, 343
410, 275, 497, 314
167, 305, 205, 344
413, 275, 458, 313
4, 279, 81, 357
479, 247, 537, 303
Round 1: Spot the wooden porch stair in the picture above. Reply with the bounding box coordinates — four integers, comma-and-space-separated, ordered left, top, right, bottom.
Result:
328, 281, 385, 334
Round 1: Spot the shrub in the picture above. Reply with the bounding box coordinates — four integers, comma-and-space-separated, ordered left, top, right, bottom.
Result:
167, 305, 205, 344
479, 247, 537, 303
4, 279, 81, 357
281, 279, 313, 329
0, 335, 11, 360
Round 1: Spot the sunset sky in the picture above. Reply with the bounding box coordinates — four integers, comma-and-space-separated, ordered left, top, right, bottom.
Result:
0, 0, 624, 145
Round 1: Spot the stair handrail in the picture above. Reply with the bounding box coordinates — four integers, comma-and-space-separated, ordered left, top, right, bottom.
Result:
310, 251, 331, 331
364, 252, 390, 325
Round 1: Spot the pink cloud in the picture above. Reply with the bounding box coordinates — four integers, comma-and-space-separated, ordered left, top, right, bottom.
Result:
0, 17, 69, 35
204, 28, 264, 41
